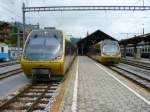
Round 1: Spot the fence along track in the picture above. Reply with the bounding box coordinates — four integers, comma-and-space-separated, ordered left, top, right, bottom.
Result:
0, 81, 61, 112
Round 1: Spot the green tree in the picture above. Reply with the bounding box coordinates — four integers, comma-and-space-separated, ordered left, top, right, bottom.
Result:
5, 26, 18, 47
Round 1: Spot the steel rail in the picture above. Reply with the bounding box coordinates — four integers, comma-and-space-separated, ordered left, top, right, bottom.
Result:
0, 68, 22, 79
121, 59, 150, 70
27, 85, 51, 112
109, 65, 150, 90
88, 56, 150, 90
0, 82, 60, 111
113, 65, 150, 82
0, 62, 19, 68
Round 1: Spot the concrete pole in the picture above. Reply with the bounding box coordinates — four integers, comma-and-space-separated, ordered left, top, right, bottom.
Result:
22, 3, 25, 48
37, 22, 39, 29
123, 45, 126, 58
81, 44, 84, 56
134, 45, 137, 59
149, 43, 150, 60
17, 28, 20, 60
143, 0, 145, 6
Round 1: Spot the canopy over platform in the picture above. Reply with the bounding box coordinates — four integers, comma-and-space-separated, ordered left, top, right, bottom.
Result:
119, 33, 150, 47
77, 30, 117, 54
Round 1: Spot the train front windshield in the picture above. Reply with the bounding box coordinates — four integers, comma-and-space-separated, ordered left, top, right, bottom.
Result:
24, 30, 62, 61
102, 43, 120, 55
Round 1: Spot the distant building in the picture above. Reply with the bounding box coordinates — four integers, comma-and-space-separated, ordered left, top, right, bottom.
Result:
0, 21, 39, 46
70, 37, 81, 45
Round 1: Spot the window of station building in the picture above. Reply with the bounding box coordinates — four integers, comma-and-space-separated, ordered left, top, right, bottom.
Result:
148, 48, 150, 52
146, 48, 148, 53
145, 48, 146, 52
145, 48, 147, 52
147, 48, 149, 52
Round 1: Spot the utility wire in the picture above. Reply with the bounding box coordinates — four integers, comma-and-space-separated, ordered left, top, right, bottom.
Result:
0, 8, 19, 21
0, 2, 22, 19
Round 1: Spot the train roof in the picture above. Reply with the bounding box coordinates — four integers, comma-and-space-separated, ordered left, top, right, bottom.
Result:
29, 29, 63, 38
101, 39, 118, 42
31, 28, 62, 33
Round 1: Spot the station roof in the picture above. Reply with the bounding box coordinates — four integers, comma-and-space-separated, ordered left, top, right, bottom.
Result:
77, 30, 117, 48
119, 33, 150, 46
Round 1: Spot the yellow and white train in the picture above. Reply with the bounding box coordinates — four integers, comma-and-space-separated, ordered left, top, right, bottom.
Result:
88, 39, 121, 64
20, 28, 76, 80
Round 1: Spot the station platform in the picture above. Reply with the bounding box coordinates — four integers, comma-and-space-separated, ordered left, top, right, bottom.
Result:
124, 56, 150, 64
59, 56, 150, 112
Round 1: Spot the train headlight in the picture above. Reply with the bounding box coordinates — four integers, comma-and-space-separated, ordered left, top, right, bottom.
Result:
102, 52, 108, 56
55, 56, 62, 60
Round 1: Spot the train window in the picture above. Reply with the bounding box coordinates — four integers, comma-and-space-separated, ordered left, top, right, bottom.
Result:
145, 48, 147, 53
102, 43, 120, 55
95, 48, 100, 53
24, 30, 63, 60
1, 47, 4, 53
148, 48, 150, 52
126, 49, 128, 52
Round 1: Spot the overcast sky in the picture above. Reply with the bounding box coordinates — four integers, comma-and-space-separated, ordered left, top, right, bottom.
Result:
0, 0, 150, 40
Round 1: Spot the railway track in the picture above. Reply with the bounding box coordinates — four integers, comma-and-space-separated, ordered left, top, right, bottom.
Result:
0, 81, 61, 112
121, 59, 150, 70
0, 61, 19, 68
109, 63, 150, 90
0, 68, 22, 80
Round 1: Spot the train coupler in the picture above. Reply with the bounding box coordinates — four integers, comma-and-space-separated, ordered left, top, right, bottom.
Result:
32, 69, 51, 80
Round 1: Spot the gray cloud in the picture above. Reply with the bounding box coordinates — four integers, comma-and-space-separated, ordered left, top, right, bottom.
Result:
0, 0, 150, 40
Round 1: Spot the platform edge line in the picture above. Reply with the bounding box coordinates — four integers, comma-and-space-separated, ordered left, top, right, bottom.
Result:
71, 56, 79, 112
95, 63, 150, 105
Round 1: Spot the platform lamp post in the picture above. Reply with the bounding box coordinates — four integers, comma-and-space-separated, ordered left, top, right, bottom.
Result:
142, 23, 145, 36
22, 3, 26, 48
81, 44, 84, 56
11, 18, 21, 60
143, 0, 145, 6
17, 27, 20, 60
10, 25, 21, 60
141, 16, 148, 36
